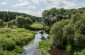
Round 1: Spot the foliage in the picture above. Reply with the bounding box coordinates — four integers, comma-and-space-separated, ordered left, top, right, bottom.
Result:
16, 15, 32, 28
31, 22, 44, 29
42, 7, 85, 26
38, 38, 52, 55
0, 19, 4, 27
0, 11, 41, 22
74, 49, 85, 55
66, 43, 72, 52
0, 28, 35, 55
50, 12, 85, 54
7, 19, 16, 28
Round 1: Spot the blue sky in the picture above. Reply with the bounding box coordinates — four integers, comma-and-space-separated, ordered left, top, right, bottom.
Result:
0, 0, 85, 17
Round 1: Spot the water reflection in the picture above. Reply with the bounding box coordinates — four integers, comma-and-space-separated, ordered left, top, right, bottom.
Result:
21, 31, 48, 55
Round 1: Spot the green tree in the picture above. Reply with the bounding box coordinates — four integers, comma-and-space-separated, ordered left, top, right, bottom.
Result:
16, 15, 32, 28
0, 19, 4, 27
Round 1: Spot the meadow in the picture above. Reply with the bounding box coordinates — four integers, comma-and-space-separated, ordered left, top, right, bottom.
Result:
0, 28, 35, 55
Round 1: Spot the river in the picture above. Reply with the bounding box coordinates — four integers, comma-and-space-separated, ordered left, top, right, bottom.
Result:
21, 31, 48, 55
20, 31, 72, 55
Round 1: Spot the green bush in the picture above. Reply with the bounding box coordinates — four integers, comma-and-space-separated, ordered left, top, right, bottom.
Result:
0, 19, 4, 28
50, 12, 85, 54
31, 22, 43, 29
38, 38, 52, 55
2, 38, 16, 50
0, 28, 34, 55
74, 49, 85, 55
66, 43, 72, 52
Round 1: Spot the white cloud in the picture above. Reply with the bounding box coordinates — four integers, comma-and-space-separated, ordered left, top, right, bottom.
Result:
14, 2, 30, 7
61, 0, 77, 9
1, 2, 7, 5
31, 0, 62, 4
44, 0, 62, 9
13, 0, 31, 7
32, 0, 40, 4
28, 5, 36, 9
44, 0, 77, 10
47, 0, 62, 4
19, 10, 42, 17
18, 10, 31, 14
0, 9, 8, 11
35, 11, 42, 16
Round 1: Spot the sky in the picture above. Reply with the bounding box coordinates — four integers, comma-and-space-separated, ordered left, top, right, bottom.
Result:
0, 0, 85, 17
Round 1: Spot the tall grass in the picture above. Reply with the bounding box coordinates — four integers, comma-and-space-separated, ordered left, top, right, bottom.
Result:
0, 28, 35, 55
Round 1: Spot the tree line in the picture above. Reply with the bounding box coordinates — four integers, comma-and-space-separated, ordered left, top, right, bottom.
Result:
45, 7, 85, 55
0, 11, 41, 22
42, 7, 85, 27
0, 11, 42, 29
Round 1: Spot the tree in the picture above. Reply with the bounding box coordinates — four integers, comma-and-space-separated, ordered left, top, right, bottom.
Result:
7, 20, 16, 28
0, 19, 4, 28
16, 15, 25, 28
50, 11, 85, 54
50, 20, 64, 47
16, 15, 32, 28
42, 8, 73, 26
24, 17, 32, 28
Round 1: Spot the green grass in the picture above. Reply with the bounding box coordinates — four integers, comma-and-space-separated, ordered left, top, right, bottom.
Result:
0, 28, 35, 55
38, 38, 52, 55
31, 22, 44, 29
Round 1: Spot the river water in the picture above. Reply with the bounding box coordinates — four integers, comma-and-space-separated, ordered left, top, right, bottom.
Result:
20, 31, 71, 55
21, 31, 48, 55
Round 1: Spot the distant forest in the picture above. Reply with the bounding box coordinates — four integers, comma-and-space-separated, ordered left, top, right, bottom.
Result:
0, 11, 41, 22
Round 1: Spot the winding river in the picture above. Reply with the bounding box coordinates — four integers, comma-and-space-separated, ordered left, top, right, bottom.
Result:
20, 31, 72, 55
21, 31, 48, 55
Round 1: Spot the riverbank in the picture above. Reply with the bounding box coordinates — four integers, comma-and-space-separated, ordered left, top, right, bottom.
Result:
0, 28, 35, 55
38, 37, 52, 55
50, 47, 73, 55
21, 31, 48, 55
38, 38, 73, 55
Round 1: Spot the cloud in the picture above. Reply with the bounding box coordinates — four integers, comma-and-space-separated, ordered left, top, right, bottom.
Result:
19, 10, 42, 17
14, 2, 30, 7
0, 0, 84, 17
13, 0, 76, 16
1, 2, 7, 5
13, 0, 31, 7
44, 0, 77, 9
28, 5, 36, 9
31, 0, 46, 4
18, 10, 31, 14
31, 0, 62, 4
0, 9, 8, 11
61, 0, 77, 9
46, 0, 62, 4
32, 0, 40, 4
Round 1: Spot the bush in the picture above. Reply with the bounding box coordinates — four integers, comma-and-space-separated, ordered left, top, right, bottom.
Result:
50, 12, 85, 54
66, 43, 72, 52
16, 15, 32, 28
0, 19, 4, 27
38, 39, 51, 55
74, 49, 85, 55
31, 22, 44, 29
2, 38, 16, 50
0, 28, 35, 55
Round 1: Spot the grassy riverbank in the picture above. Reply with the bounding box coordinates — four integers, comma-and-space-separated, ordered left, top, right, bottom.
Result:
0, 28, 35, 55
38, 38, 52, 55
